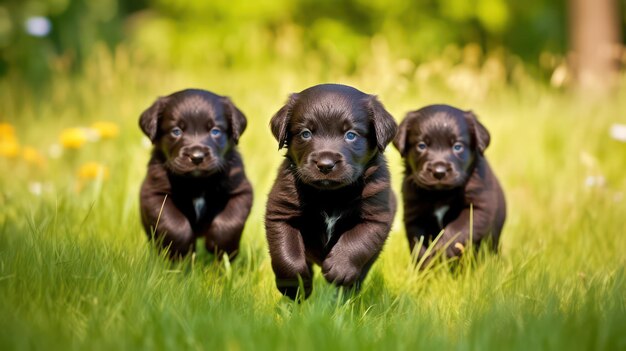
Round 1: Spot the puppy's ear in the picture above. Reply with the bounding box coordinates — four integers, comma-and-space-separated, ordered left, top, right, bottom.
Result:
393, 111, 420, 156
465, 111, 490, 153
270, 93, 298, 149
139, 96, 168, 142
222, 96, 247, 144
365, 95, 398, 152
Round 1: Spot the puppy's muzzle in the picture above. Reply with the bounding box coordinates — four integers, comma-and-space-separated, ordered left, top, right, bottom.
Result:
311, 151, 341, 175
184, 145, 211, 165
428, 161, 452, 180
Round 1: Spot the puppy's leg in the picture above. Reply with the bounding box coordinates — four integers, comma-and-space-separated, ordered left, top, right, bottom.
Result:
323, 183, 394, 287
322, 220, 391, 288
202, 177, 253, 260
350, 253, 380, 294
433, 206, 493, 259
404, 219, 441, 269
405, 221, 426, 253
277, 261, 314, 301
140, 164, 195, 258
266, 221, 313, 300
141, 194, 194, 258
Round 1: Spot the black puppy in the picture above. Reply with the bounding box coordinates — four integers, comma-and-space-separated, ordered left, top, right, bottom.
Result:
139, 89, 253, 259
393, 104, 505, 268
265, 84, 398, 299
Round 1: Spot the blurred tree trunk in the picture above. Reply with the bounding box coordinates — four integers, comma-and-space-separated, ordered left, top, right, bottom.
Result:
569, 0, 622, 92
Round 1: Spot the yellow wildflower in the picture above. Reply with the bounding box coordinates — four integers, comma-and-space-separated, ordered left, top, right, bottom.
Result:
0, 138, 20, 158
91, 121, 119, 139
0, 123, 16, 138
22, 146, 46, 167
77, 162, 109, 180
60, 127, 88, 149
0, 123, 20, 158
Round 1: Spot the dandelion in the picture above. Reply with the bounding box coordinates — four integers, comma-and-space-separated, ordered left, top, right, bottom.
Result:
77, 162, 109, 180
0, 123, 20, 158
25, 16, 52, 37
91, 121, 119, 139
610, 123, 626, 142
59, 127, 88, 149
28, 181, 52, 196
28, 182, 43, 196
76, 162, 109, 193
0, 139, 20, 158
22, 146, 46, 167
0, 122, 16, 137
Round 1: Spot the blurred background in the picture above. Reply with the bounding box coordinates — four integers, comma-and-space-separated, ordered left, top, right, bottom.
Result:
0, 0, 624, 92
1, 0, 625, 227
1, 3, 626, 349
0, 0, 625, 216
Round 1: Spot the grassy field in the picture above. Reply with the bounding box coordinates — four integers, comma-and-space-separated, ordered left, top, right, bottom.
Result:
1, 47, 625, 350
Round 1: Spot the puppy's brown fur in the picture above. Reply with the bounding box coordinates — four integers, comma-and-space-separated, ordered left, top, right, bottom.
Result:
265, 84, 397, 299
393, 104, 506, 268
139, 89, 253, 258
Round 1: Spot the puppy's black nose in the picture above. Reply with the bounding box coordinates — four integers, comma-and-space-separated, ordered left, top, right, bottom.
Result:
190, 151, 205, 165
316, 158, 336, 174
433, 164, 448, 180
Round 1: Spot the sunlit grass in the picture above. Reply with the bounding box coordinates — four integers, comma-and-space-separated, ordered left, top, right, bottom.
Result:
0, 47, 625, 350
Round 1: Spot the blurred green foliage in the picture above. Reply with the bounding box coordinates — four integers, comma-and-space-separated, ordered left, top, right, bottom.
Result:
0, 0, 142, 80
0, 0, 624, 86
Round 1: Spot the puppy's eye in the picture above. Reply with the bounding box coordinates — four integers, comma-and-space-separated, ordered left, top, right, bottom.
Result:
301, 129, 312, 140
417, 142, 427, 151
453, 142, 464, 152
171, 127, 183, 137
210, 127, 222, 137
345, 131, 357, 142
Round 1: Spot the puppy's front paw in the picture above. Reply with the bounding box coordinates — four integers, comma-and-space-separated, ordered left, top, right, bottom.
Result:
322, 253, 360, 287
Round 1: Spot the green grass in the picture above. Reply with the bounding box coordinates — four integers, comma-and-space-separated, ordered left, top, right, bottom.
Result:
1, 47, 625, 350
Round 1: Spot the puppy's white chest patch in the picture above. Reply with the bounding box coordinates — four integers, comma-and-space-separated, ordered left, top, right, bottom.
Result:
322, 211, 342, 245
433, 205, 449, 229
192, 196, 206, 220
